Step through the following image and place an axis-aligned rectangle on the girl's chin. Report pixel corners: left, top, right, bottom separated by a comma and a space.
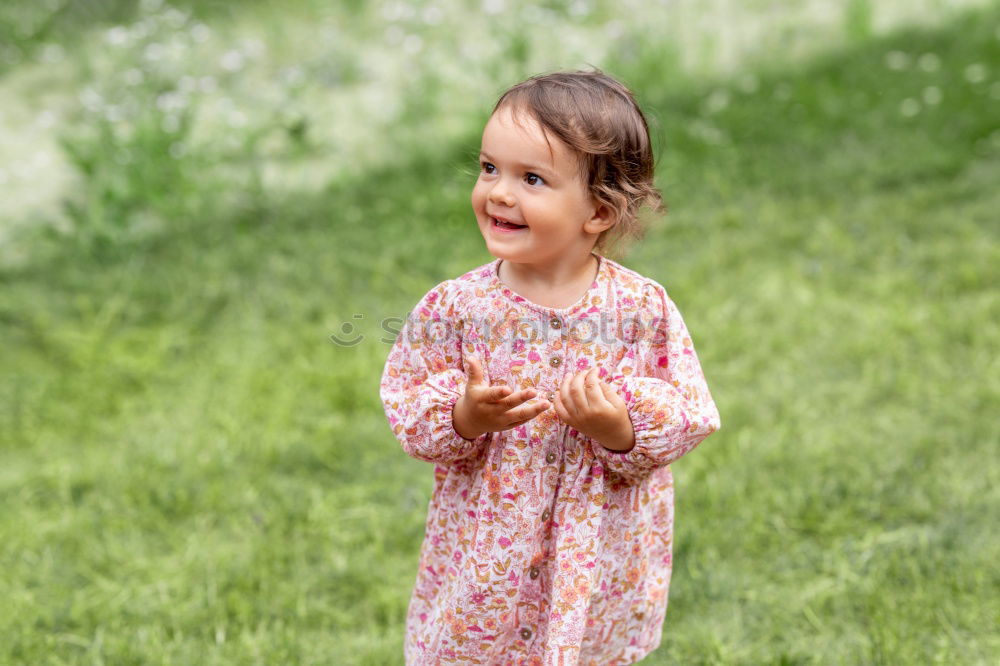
482, 232, 526, 255
482, 241, 523, 261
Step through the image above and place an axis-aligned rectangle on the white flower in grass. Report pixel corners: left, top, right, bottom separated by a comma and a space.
738, 74, 759, 94
199, 76, 218, 93
191, 23, 211, 43
123, 68, 144, 86
167, 34, 190, 59
227, 110, 247, 128
383, 1, 416, 20
36, 110, 56, 128
164, 8, 189, 29
129, 21, 151, 41
569, 0, 591, 19
321, 24, 339, 44
161, 114, 181, 133
385, 25, 404, 45
40, 44, 65, 63
156, 92, 179, 112
921, 86, 941, 105
282, 67, 305, 87
422, 6, 443, 24
104, 105, 125, 123
1, 45, 23, 65
459, 41, 478, 61
380, 2, 401, 20
704, 89, 729, 114
885, 50, 909, 70
144, 42, 166, 62
964, 64, 987, 84
689, 119, 724, 144
918, 53, 940, 72
36, 151, 52, 168
220, 49, 245, 72
80, 87, 103, 112
483, 0, 505, 15
899, 98, 920, 117
105, 26, 129, 46
241, 38, 265, 59
403, 34, 423, 55
521, 4, 549, 23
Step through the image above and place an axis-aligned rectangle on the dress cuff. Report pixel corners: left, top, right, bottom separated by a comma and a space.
589, 375, 697, 483
427, 368, 492, 447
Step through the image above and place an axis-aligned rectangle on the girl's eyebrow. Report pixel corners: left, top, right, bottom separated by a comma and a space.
478, 151, 554, 176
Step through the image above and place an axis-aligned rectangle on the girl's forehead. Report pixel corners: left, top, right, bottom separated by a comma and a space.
482, 105, 578, 173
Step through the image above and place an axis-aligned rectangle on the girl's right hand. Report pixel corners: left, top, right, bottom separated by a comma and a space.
453, 355, 551, 440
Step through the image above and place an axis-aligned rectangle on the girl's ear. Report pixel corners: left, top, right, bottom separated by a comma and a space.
584, 201, 618, 235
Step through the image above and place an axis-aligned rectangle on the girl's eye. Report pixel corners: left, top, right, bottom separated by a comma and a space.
525, 173, 544, 186
480, 161, 496, 174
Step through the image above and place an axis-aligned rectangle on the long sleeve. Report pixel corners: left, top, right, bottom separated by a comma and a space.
591, 282, 721, 484
379, 281, 492, 464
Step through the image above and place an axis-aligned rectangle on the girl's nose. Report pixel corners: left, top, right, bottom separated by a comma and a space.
488, 181, 515, 207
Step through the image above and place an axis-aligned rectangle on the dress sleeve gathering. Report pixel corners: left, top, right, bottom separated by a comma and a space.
379, 281, 492, 464
591, 281, 721, 484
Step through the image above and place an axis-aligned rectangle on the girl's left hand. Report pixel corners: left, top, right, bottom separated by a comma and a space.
553, 367, 635, 452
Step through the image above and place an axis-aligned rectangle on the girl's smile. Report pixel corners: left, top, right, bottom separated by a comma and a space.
490, 214, 528, 233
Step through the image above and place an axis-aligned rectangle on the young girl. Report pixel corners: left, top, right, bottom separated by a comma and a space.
380, 69, 721, 665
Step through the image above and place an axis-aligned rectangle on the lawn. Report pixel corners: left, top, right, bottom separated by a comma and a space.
0, 1, 997, 664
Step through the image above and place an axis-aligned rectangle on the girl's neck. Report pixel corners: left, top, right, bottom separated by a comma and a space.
497, 252, 600, 309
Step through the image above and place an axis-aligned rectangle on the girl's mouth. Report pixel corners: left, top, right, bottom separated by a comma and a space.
492, 217, 528, 232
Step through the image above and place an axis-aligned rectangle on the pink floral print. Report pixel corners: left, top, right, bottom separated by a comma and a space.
380, 253, 721, 665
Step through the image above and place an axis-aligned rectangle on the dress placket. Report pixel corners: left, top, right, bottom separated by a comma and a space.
519, 310, 569, 651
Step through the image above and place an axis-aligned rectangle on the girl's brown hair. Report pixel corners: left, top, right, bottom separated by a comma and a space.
491, 68, 665, 258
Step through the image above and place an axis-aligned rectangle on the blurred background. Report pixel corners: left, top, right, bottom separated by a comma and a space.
1, 0, 997, 663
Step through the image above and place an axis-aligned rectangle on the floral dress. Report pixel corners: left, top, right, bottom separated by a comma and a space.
379, 252, 721, 665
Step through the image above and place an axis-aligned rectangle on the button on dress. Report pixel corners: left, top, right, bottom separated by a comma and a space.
379, 253, 722, 665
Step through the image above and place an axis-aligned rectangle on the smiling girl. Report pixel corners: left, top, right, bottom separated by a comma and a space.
380, 69, 721, 665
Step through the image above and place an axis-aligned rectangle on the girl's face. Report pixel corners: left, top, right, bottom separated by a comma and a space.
471, 105, 613, 270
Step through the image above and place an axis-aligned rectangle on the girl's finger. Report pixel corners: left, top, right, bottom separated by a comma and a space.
583, 368, 613, 412
570, 369, 591, 410
585, 367, 609, 407
496, 387, 536, 409
466, 356, 484, 386
533, 399, 551, 416
553, 390, 571, 424
559, 373, 576, 414
505, 406, 546, 429
483, 384, 512, 402
506, 399, 549, 425
599, 380, 625, 408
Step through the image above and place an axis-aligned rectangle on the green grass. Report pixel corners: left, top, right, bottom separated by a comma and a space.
1, 2, 998, 664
